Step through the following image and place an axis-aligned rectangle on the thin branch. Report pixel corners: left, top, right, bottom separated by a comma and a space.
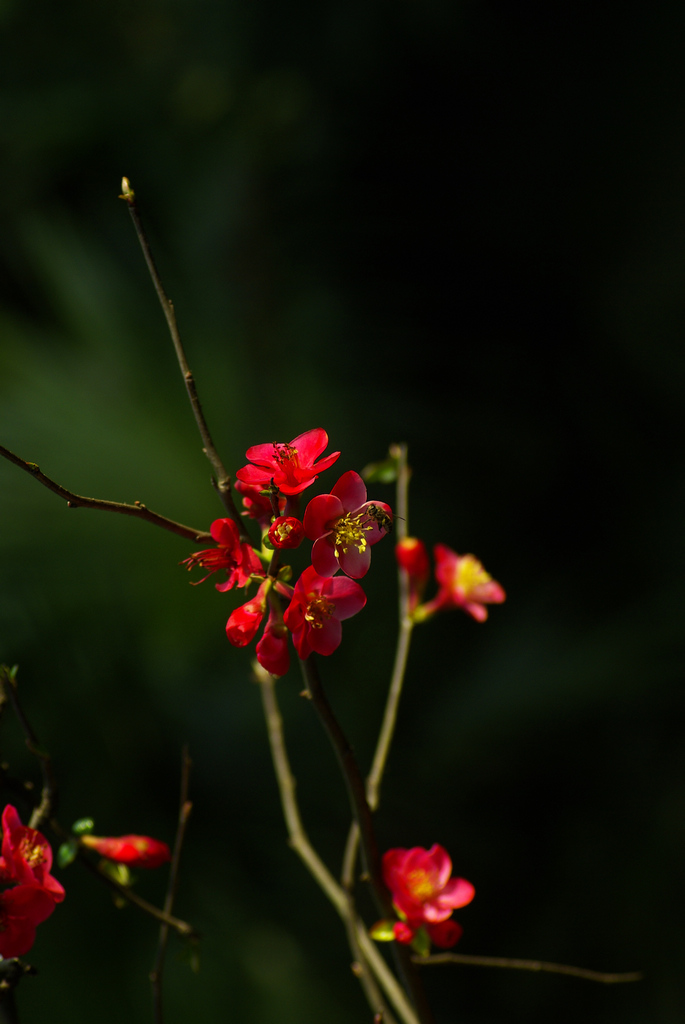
342, 444, 413, 889
0, 666, 57, 830
119, 178, 248, 539
0, 444, 211, 543
299, 657, 387, 915
344, 911, 399, 1024
150, 746, 194, 1024
366, 442, 412, 811
255, 663, 418, 1024
415, 952, 644, 984
72, 843, 198, 938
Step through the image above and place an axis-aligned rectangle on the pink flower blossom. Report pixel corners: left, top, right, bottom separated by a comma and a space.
81, 833, 171, 869
303, 471, 393, 578
417, 545, 505, 622
182, 518, 264, 591
0, 805, 64, 903
379, 844, 474, 950
283, 565, 367, 659
236, 428, 340, 496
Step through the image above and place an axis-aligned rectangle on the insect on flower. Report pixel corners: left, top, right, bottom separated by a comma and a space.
364, 504, 395, 535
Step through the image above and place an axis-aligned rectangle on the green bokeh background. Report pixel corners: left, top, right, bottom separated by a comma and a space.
1, 2, 684, 1021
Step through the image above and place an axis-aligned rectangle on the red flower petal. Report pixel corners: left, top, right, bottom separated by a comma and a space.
331, 470, 367, 509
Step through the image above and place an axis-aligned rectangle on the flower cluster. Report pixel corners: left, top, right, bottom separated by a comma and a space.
0, 805, 64, 957
183, 429, 394, 677
372, 844, 475, 954
183, 430, 506, 676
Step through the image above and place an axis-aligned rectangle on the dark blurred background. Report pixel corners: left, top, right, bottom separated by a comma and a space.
1, 1, 684, 1021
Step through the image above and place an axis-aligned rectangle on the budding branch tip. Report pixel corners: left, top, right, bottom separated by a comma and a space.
119, 177, 135, 203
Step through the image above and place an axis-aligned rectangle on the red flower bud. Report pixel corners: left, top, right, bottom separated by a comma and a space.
256, 609, 290, 677
268, 516, 305, 550
225, 580, 270, 647
395, 537, 430, 611
81, 833, 171, 869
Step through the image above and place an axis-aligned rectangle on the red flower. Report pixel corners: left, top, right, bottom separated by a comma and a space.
395, 537, 431, 612
268, 516, 305, 550
283, 566, 367, 659
0, 885, 57, 958
182, 518, 264, 591
236, 428, 340, 496
418, 546, 505, 622
226, 581, 270, 647
81, 833, 171, 869
303, 471, 393, 578
255, 608, 291, 677
382, 844, 474, 950
0, 805, 64, 903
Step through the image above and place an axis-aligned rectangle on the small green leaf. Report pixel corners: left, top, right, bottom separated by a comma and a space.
57, 840, 78, 868
411, 927, 431, 959
361, 457, 398, 485
72, 818, 95, 835
99, 860, 132, 887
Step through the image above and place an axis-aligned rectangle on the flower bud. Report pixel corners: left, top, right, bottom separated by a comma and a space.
267, 516, 305, 550
226, 581, 270, 647
395, 537, 430, 611
81, 834, 170, 869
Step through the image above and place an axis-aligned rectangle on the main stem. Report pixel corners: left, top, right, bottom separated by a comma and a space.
256, 665, 419, 1024
300, 657, 435, 1024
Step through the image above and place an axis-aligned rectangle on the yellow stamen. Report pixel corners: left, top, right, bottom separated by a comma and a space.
19, 835, 46, 868
406, 868, 436, 900
304, 594, 334, 629
455, 555, 491, 596
333, 513, 372, 557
